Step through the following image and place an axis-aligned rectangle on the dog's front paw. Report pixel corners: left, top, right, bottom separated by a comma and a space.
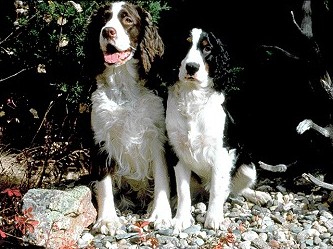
296, 119, 313, 134
92, 217, 123, 236
204, 211, 225, 230
148, 205, 173, 230
172, 213, 195, 234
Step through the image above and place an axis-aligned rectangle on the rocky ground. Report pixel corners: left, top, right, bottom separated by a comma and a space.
1, 151, 333, 249
78, 171, 333, 249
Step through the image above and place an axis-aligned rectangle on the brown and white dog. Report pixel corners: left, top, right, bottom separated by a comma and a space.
85, 1, 172, 235
166, 28, 271, 233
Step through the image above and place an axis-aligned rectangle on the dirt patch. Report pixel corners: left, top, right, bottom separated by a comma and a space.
0, 150, 26, 189
0, 145, 90, 191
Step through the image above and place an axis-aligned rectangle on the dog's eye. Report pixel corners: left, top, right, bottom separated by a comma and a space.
203, 46, 212, 53
201, 39, 212, 54
187, 37, 192, 43
124, 16, 133, 24
121, 12, 133, 24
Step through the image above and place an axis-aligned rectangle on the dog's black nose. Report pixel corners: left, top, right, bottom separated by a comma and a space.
186, 62, 200, 76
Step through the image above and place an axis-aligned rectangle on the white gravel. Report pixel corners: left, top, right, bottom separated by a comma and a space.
79, 174, 333, 249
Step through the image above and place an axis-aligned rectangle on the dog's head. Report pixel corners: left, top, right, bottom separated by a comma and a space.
178, 28, 231, 92
85, 1, 164, 79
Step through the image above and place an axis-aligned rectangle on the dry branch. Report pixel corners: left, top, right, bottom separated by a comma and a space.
302, 173, 333, 190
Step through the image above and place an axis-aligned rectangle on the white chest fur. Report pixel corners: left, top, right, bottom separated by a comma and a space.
91, 63, 166, 180
166, 82, 226, 178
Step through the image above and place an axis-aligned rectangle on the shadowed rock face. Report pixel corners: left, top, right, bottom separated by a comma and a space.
22, 186, 97, 249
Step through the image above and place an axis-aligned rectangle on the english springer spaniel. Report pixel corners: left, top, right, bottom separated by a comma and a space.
165, 28, 271, 233
85, 1, 172, 235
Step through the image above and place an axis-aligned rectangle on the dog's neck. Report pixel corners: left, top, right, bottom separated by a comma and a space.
172, 79, 224, 117
173, 79, 215, 99
97, 58, 140, 84
96, 58, 146, 105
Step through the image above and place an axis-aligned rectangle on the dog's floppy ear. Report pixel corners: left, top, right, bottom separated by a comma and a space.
136, 6, 164, 77
83, 4, 107, 79
208, 32, 231, 92
209, 32, 230, 70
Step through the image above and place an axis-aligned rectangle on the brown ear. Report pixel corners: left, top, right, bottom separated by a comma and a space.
137, 7, 164, 76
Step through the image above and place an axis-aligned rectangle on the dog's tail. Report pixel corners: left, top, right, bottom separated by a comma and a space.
230, 163, 257, 195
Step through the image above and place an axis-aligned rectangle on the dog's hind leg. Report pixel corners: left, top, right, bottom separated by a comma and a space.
241, 186, 272, 205
231, 163, 271, 205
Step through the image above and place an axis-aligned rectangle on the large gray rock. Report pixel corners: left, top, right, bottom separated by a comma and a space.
22, 185, 96, 249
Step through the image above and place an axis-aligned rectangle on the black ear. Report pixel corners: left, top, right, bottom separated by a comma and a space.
83, 4, 108, 79
136, 6, 164, 79
208, 32, 231, 92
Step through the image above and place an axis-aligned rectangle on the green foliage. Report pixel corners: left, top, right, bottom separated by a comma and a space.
0, 0, 172, 148
136, 0, 170, 23
0, 0, 170, 104
59, 80, 84, 103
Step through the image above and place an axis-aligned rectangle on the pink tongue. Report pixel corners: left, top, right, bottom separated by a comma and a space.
104, 51, 130, 64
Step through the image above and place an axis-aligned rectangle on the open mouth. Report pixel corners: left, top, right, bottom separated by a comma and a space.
103, 44, 132, 65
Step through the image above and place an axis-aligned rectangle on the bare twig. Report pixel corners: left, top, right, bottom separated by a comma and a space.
30, 100, 56, 147
35, 148, 50, 188
302, 173, 333, 190
290, 10, 303, 34
0, 67, 34, 83
258, 161, 288, 172
0, 14, 37, 46
261, 45, 300, 60
0, 12, 39, 84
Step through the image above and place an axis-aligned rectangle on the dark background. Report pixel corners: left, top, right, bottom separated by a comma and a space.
159, 0, 333, 176
1, 0, 333, 176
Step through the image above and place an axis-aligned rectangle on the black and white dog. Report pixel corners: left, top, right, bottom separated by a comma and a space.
85, 1, 172, 235
166, 28, 271, 232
